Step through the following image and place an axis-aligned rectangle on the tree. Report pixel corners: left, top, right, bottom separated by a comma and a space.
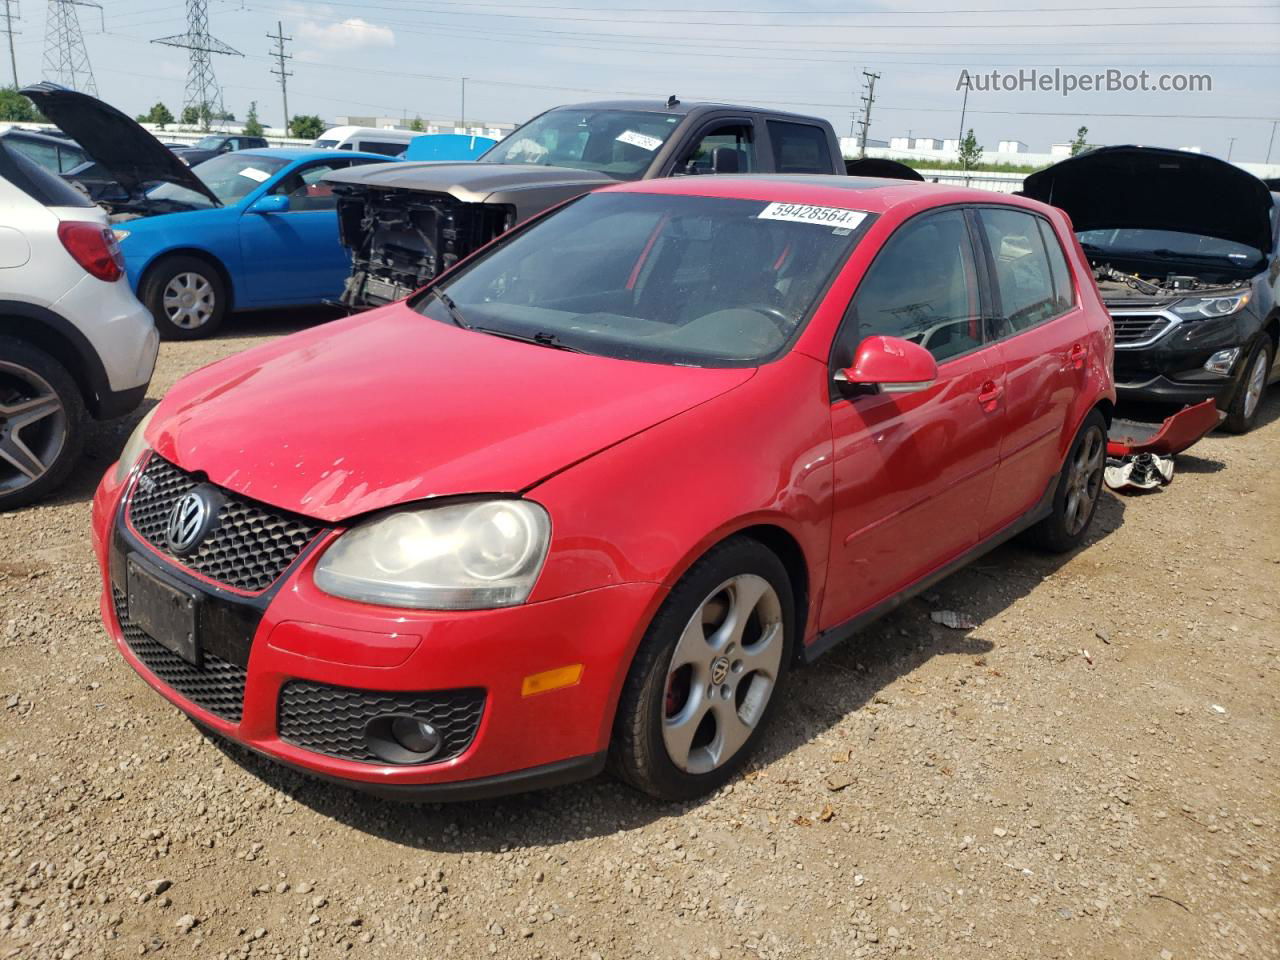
243, 101, 264, 138
0, 87, 39, 123
289, 114, 325, 140
958, 128, 983, 171
409, 115, 424, 133
1070, 125, 1090, 156
181, 105, 200, 125
136, 102, 175, 128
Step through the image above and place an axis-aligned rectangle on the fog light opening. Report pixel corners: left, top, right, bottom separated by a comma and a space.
1203, 347, 1240, 377
364, 713, 444, 764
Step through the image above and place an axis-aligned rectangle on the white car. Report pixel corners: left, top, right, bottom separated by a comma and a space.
0, 138, 157, 510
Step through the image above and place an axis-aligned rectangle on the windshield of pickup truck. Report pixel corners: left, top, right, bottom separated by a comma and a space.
147, 152, 289, 209
478, 109, 682, 180
193, 136, 225, 150
1078, 228, 1262, 265
414, 191, 870, 367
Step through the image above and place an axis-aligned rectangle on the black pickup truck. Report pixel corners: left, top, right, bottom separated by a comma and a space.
325, 98, 847, 307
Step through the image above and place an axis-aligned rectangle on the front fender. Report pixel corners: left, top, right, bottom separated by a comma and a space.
119, 210, 244, 297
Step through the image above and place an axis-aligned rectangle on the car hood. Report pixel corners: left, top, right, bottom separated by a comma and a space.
21, 82, 221, 207
323, 160, 615, 203
1022, 145, 1274, 254
148, 304, 754, 523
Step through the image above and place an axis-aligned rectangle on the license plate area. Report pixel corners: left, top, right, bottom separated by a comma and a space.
127, 557, 201, 667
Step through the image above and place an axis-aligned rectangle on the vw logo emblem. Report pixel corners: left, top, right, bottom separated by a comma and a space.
167, 490, 211, 555
710, 656, 730, 685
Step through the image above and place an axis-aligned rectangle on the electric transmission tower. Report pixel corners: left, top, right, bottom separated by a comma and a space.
267, 20, 291, 134
42, 0, 101, 96
153, 0, 242, 129
857, 70, 880, 158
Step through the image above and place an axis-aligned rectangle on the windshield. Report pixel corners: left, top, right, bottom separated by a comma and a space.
1078, 227, 1261, 264
147, 152, 289, 208
478, 109, 682, 180
193, 136, 224, 150
313, 139, 338, 149
415, 192, 869, 367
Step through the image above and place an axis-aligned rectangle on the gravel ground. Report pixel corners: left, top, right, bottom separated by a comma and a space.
1, 310, 1277, 960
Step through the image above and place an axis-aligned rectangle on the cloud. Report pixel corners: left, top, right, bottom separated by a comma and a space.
297, 17, 395, 50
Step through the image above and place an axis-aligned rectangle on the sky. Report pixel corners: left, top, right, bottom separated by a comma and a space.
7, 0, 1280, 162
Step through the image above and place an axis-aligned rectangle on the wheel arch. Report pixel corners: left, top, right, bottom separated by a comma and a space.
0, 301, 109, 417
139, 247, 236, 312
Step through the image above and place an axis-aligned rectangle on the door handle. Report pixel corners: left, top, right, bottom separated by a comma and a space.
977, 380, 1003, 408
1068, 343, 1088, 367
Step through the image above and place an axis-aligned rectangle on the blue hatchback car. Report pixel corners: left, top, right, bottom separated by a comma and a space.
22, 83, 393, 339
114, 149, 390, 338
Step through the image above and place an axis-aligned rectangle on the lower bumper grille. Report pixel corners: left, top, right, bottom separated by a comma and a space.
112, 588, 247, 724
278, 681, 485, 764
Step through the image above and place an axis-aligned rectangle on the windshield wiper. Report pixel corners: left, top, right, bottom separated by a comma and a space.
427, 288, 469, 328
471, 327, 584, 353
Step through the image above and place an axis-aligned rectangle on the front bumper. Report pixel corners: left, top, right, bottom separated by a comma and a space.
92, 468, 660, 800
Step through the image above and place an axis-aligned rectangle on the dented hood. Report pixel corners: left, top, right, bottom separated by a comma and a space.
148, 304, 753, 523
21, 82, 221, 207
323, 159, 614, 202
1022, 145, 1274, 254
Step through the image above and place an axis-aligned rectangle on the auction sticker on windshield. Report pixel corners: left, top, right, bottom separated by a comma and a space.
616, 130, 664, 152
238, 167, 271, 182
758, 203, 867, 229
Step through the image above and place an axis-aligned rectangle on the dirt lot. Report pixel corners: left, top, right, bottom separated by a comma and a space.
1, 310, 1277, 960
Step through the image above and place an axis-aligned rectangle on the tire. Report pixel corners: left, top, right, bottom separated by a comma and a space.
1024, 409, 1107, 554
141, 255, 228, 340
1221, 337, 1273, 435
610, 536, 795, 801
0, 337, 85, 511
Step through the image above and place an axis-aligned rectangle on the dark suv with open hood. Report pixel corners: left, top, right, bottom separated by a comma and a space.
1023, 145, 1278, 433
323, 99, 846, 308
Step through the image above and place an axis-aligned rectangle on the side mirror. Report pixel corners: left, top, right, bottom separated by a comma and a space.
218, 143, 231, 153
711, 146, 740, 174
835, 335, 938, 394
247, 194, 290, 214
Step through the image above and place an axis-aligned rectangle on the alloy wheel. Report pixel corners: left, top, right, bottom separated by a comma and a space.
162, 272, 216, 330
0, 361, 68, 495
1064, 425, 1104, 535
661, 574, 784, 775
1242, 348, 1268, 420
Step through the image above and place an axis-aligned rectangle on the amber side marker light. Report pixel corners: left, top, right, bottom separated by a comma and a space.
521, 664, 584, 697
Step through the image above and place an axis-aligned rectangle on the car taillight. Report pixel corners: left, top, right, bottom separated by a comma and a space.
57, 221, 125, 283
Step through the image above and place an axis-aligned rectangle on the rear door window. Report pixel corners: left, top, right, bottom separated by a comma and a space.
977, 208, 1071, 337
767, 121, 834, 174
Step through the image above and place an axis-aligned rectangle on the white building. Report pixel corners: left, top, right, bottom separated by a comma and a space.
997, 140, 1029, 153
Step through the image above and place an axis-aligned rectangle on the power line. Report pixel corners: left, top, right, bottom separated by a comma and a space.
267, 19, 290, 130
152, 0, 243, 129
43, 0, 100, 95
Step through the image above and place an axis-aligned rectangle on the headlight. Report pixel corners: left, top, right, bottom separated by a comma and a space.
314, 499, 551, 610
1171, 292, 1251, 319
112, 229, 130, 243
112, 407, 157, 484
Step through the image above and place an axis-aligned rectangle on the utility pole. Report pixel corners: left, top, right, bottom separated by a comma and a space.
2, 0, 18, 87
856, 69, 880, 158
460, 76, 467, 133
267, 20, 291, 135
153, 0, 242, 131
1227, 136, 1237, 161
43, 0, 100, 96
1267, 120, 1277, 164
957, 85, 969, 150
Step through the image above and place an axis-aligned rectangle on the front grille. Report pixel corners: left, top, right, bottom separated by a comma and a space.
128, 456, 323, 592
1111, 313, 1174, 346
112, 588, 246, 723
278, 682, 485, 764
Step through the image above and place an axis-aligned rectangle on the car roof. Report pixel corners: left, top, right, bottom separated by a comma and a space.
236, 147, 391, 162
548, 100, 831, 124
603, 174, 1042, 215
0, 127, 77, 146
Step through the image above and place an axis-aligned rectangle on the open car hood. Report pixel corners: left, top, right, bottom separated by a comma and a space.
323, 160, 614, 203
21, 82, 221, 207
1022, 145, 1273, 254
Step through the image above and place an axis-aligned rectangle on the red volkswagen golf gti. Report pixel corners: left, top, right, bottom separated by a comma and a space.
92, 176, 1114, 801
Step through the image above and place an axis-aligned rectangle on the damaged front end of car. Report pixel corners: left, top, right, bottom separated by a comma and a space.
331, 183, 514, 307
